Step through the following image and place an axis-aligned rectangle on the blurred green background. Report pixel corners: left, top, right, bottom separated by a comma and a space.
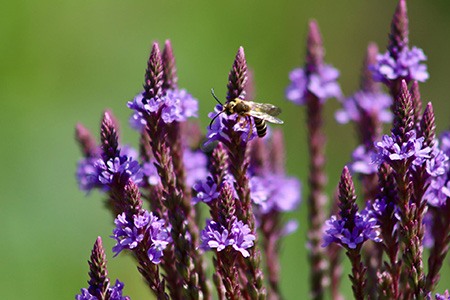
2, 0, 450, 298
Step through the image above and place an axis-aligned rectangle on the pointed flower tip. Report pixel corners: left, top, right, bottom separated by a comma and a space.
237, 46, 245, 57
151, 41, 161, 53
95, 236, 103, 247
307, 19, 322, 47
396, 0, 407, 16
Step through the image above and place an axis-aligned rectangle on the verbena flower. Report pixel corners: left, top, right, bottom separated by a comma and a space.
76, 157, 103, 191
323, 210, 381, 249
201, 219, 255, 257
98, 156, 143, 187
76, 280, 130, 300
192, 176, 220, 204
128, 88, 198, 131
335, 91, 392, 125
112, 210, 171, 264
373, 132, 431, 165
286, 64, 341, 105
77, 147, 142, 192
372, 47, 429, 84
77, 280, 130, 300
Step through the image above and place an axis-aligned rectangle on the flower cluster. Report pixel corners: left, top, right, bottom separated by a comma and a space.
75, 237, 130, 300
372, 46, 429, 85
373, 131, 431, 166
112, 210, 171, 264
201, 219, 256, 258
323, 210, 381, 249
77, 146, 142, 192
76, 280, 129, 300
128, 88, 198, 131
286, 64, 341, 105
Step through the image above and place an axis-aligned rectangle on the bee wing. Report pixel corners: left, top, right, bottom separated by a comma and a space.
250, 102, 282, 116
248, 111, 284, 124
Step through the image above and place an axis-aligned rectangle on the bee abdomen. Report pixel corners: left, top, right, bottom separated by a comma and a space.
254, 117, 267, 138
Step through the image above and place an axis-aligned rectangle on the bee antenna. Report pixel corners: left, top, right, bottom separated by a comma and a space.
209, 110, 225, 129
210, 88, 223, 105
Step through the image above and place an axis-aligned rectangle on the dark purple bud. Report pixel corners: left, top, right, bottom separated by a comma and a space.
227, 47, 248, 101
361, 42, 381, 94
388, 0, 409, 59
123, 180, 143, 215
305, 20, 324, 74
144, 42, 164, 100
217, 181, 237, 230
411, 81, 423, 125
87, 237, 110, 299
100, 110, 120, 160
210, 142, 229, 185
392, 80, 415, 144
162, 40, 178, 91
419, 102, 436, 148
337, 167, 358, 224
75, 123, 99, 158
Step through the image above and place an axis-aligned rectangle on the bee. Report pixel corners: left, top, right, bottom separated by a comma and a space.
209, 89, 283, 138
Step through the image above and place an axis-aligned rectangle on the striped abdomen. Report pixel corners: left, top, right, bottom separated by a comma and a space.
254, 117, 267, 137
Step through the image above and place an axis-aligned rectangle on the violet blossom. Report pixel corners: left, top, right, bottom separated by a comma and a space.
112, 210, 171, 264
286, 64, 342, 105
201, 219, 256, 258
372, 47, 429, 84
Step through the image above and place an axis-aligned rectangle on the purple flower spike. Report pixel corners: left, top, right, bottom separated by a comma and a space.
372, 0, 429, 86
323, 167, 381, 249
76, 237, 131, 300
286, 20, 342, 105
76, 280, 130, 300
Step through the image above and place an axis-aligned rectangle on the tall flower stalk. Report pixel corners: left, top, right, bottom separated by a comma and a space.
286, 20, 341, 300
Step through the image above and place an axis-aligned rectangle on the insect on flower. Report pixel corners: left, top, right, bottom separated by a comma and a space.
209, 89, 284, 138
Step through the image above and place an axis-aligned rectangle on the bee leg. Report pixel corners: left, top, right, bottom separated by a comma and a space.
246, 116, 253, 142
